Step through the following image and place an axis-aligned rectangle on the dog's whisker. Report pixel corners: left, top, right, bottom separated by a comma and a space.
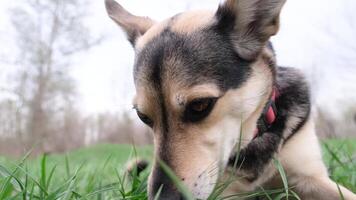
207, 168, 221, 177
199, 161, 219, 177
207, 165, 219, 174
208, 173, 220, 180
207, 172, 219, 180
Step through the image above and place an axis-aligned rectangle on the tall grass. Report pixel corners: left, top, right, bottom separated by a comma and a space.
0, 140, 355, 200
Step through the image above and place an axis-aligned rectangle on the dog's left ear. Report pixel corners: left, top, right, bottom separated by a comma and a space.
105, 0, 155, 46
216, 0, 286, 60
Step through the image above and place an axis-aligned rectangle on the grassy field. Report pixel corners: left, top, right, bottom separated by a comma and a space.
0, 139, 355, 200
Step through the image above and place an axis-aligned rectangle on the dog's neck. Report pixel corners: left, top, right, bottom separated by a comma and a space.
228, 67, 311, 182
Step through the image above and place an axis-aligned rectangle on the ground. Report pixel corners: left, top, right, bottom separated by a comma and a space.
0, 139, 355, 199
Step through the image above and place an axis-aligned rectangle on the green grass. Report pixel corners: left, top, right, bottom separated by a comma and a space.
323, 139, 356, 191
0, 139, 355, 200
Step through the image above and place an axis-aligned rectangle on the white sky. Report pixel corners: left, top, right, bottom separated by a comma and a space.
0, 0, 356, 118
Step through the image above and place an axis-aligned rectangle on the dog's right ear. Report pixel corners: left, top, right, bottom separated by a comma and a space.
105, 0, 155, 46
215, 0, 286, 60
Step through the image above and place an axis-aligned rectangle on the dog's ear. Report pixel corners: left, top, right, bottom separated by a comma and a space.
215, 0, 286, 60
105, 0, 155, 46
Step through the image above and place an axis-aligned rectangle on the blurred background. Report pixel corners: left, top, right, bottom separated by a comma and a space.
0, 0, 355, 156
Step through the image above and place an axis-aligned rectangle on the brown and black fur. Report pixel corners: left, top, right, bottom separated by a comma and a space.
228, 67, 311, 182
105, 0, 356, 199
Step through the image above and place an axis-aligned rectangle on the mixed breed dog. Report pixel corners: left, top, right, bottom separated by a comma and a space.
105, 0, 356, 199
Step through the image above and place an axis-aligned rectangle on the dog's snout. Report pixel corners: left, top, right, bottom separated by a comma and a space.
149, 166, 186, 200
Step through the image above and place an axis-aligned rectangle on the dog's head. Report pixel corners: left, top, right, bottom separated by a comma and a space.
106, 0, 285, 199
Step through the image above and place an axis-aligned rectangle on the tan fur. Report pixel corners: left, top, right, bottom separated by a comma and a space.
279, 119, 356, 200
219, 56, 273, 148
170, 10, 215, 34
170, 84, 221, 111
133, 85, 160, 124
134, 10, 216, 49
136, 19, 169, 50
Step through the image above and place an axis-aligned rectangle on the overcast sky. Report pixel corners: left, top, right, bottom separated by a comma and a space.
0, 0, 355, 118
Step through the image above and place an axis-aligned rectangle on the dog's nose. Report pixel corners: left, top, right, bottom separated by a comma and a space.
148, 166, 186, 200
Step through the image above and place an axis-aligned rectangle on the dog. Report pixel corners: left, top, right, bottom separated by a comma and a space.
105, 0, 356, 199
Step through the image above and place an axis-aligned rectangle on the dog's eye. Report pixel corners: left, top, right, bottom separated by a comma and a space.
183, 98, 218, 122
136, 111, 153, 127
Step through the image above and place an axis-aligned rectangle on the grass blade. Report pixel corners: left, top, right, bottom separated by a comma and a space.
65, 154, 71, 179
337, 183, 345, 200
273, 159, 289, 200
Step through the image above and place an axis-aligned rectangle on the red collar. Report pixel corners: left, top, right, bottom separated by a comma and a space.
253, 88, 279, 139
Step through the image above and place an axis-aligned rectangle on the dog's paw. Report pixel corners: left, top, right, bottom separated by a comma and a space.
126, 158, 149, 176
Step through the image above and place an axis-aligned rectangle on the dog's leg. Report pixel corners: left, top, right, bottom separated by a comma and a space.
279, 120, 356, 200
291, 176, 356, 200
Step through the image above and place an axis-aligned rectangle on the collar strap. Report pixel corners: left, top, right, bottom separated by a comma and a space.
253, 88, 279, 139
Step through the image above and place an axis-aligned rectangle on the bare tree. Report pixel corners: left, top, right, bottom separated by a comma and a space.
3, 0, 101, 152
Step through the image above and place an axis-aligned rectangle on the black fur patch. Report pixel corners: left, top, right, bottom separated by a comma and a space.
149, 164, 184, 200
215, 4, 236, 32
127, 30, 140, 46
135, 28, 252, 91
